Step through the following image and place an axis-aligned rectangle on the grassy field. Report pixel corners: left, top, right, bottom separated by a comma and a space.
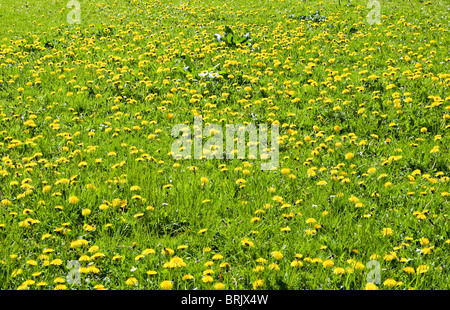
0, 0, 449, 290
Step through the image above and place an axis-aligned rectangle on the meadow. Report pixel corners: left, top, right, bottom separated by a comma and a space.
0, 0, 449, 290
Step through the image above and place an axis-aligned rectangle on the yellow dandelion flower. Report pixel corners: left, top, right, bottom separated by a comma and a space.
280, 168, 291, 175
142, 248, 155, 255
271, 251, 283, 260
50, 259, 63, 266
306, 218, 317, 224
312, 258, 323, 264
146, 270, 157, 276
305, 228, 316, 235
125, 277, 138, 286
252, 279, 264, 289
202, 276, 214, 283
253, 265, 265, 272
403, 267, 415, 275
42, 185, 51, 194
68, 196, 79, 204
382, 228, 393, 236
323, 259, 334, 268
94, 284, 107, 290
256, 258, 267, 264
163, 256, 186, 268
161, 248, 175, 256
54, 284, 67, 290
268, 263, 280, 271
422, 247, 434, 254
365, 283, 378, 290
416, 265, 429, 274
198, 228, 208, 234
212, 254, 223, 260
241, 238, 254, 247
290, 260, 304, 268
81, 209, 91, 216
333, 267, 345, 276
182, 274, 194, 281
22, 280, 35, 286
419, 238, 430, 246
383, 278, 397, 288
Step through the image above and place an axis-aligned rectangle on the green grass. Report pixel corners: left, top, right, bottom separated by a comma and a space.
0, 0, 449, 290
